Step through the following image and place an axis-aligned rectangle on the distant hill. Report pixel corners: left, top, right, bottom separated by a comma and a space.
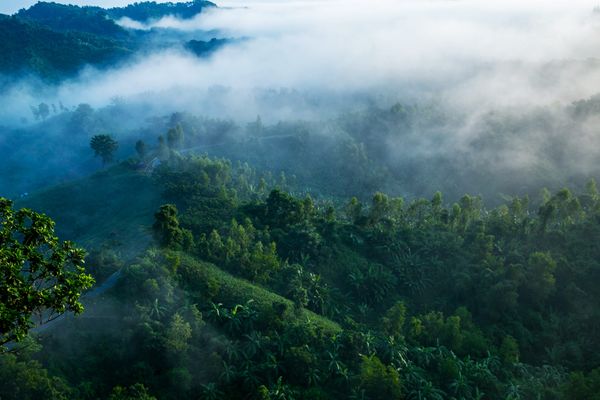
0, 15, 133, 80
15, 2, 127, 38
107, 0, 216, 22
185, 37, 230, 56
0, 1, 223, 81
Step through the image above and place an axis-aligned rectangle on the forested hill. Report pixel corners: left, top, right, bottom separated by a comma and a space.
0, 15, 133, 80
107, 0, 216, 22
15, 1, 217, 33
7, 149, 600, 399
15, 2, 128, 37
0, 1, 220, 81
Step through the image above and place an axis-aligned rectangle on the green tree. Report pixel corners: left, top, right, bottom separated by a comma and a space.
369, 192, 390, 225
563, 368, 600, 400
345, 197, 362, 224
0, 353, 73, 399
0, 198, 94, 347
499, 335, 520, 364
382, 301, 407, 339
165, 313, 192, 353
152, 204, 193, 250
90, 134, 119, 166
166, 124, 184, 149
358, 354, 403, 400
522, 252, 556, 306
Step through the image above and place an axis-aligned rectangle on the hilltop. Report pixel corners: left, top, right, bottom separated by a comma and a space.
0, 1, 222, 81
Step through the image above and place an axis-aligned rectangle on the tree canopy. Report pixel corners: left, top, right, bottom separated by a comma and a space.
0, 198, 94, 348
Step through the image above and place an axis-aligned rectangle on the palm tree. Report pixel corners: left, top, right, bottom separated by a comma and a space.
267, 377, 296, 400
90, 134, 118, 166
360, 331, 376, 356
327, 350, 344, 376
271, 331, 286, 357
259, 352, 281, 383
224, 339, 241, 362
209, 302, 226, 321
148, 298, 166, 320
505, 382, 521, 400
413, 380, 445, 400
220, 361, 238, 384
473, 387, 485, 400
240, 366, 260, 390
449, 371, 471, 398
243, 332, 263, 357
306, 367, 321, 386
199, 383, 223, 400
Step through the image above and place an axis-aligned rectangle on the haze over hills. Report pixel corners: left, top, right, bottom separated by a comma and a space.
3, 1, 600, 201
0, 1, 221, 80
1, 1, 600, 399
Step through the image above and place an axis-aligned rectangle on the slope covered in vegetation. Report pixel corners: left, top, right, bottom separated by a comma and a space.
2, 2, 600, 399
0, 15, 133, 80
3, 147, 600, 399
0, 1, 221, 81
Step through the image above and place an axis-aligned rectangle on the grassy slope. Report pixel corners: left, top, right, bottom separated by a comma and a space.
18, 163, 341, 332
18, 163, 162, 257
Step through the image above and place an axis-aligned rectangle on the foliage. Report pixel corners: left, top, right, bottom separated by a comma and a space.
3, 154, 600, 400
16, 2, 126, 37
152, 204, 193, 251
0, 15, 132, 80
0, 197, 94, 347
0, 353, 72, 399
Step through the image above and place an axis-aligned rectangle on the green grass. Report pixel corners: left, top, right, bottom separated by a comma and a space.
18, 163, 163, 258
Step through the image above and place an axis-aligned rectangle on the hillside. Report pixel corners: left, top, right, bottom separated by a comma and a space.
18, 163, 163, 256
2, 1, 600, 399
0, 16, 133, 79
3, 150, 599, 399
0, 1, 222, 81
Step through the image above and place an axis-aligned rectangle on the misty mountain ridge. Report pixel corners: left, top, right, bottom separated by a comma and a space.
16, 1, 217, 27
0, 1, 224, 81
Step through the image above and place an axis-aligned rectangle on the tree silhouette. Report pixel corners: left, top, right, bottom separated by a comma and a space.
90, 134, 118, 166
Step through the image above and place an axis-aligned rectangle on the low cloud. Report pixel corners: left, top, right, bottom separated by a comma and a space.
6, 1, 600, 117
3, 0, 600, 198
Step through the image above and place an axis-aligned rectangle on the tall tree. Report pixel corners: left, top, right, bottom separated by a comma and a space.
90, 134, 119, 166
153, 204, 193, 250
166, 124, 184, 149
